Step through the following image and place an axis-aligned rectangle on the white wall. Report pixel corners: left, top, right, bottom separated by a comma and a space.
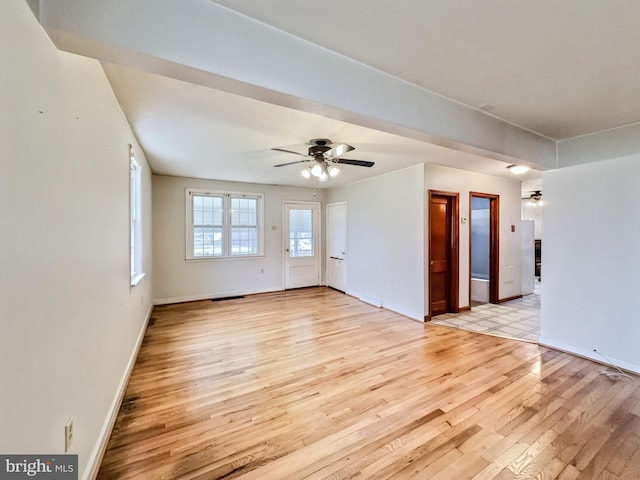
152, 175, 324, 303
424, 164, 523, 311
540, 155, 640, 374
0, 2, 153, 479
326, 165, 425, 321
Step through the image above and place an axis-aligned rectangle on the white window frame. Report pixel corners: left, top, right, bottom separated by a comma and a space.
130, 148, 144, 285
186, 188, 264, 260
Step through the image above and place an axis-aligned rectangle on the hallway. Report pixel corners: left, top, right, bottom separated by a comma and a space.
430, 288, 540, 343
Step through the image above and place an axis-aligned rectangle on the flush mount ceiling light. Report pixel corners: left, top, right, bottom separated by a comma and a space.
507, 164, 530, 175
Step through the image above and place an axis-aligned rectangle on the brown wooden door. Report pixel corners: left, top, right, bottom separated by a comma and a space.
430, 196, 450, 316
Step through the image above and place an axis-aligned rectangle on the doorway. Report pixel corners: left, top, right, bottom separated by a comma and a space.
284, 202, 320, 289
428, 190, 459, 318
469, 192, 499, 305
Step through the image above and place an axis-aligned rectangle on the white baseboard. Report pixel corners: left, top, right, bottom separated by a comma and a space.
539, 336, 640, 375
153, 287, 282, 305
358, 294, 382, 308
85, 304, 154, 480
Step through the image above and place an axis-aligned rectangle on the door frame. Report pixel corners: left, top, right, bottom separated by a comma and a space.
428, 190, 460, 319
326, 201, 347, 292
282, 201, 321, 289
469, 192, 500, 304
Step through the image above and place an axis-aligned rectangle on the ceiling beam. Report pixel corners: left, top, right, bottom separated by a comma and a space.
39, 0, 556, 169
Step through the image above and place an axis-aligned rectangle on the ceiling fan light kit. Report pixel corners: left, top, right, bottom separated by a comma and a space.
527, 190, 543, 207
301, 160, 340, 181
272, 138, 374, 183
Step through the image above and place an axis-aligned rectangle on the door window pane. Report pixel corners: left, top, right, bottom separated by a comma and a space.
289, 209, 314, 257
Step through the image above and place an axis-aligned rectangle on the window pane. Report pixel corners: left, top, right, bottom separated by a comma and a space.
194, 226, 223, 256
231, 197, 257, 226
193, 196, 203, 225
231, 227, 257, 255
193, 195, 223, 226
289, 209, 313, 257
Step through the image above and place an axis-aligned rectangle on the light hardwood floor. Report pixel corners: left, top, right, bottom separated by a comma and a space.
98, 287, 640, 479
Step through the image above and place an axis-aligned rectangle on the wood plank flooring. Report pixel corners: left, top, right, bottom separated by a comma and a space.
98, 287, 640, 479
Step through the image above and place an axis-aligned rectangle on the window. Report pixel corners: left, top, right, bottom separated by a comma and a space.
186, 189, 263, 259
130, 147, 144, 285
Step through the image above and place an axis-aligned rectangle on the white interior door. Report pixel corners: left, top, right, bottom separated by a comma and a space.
284, 202, 320, 289
326, 202, 347, 292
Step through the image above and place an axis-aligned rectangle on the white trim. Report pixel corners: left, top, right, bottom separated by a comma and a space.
539, 336, 640, 375
358, 293, 382, 308
85, 304, 153, 480
129, 151, 143, 284
184, 254, 264, 263
185, 188, 264, 259
130, 272, 146, 287
558, 118, 640, 142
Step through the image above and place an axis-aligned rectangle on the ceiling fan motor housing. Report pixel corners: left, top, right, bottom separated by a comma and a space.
308, 144, 331, 157
309, 138, 332, 146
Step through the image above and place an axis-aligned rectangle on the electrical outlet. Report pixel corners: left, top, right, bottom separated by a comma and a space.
64, 418, 73, 452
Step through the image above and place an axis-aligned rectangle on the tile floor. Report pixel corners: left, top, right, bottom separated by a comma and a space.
430, 283, 540, 343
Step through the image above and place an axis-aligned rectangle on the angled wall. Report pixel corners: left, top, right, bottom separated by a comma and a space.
0, 2, 153, 478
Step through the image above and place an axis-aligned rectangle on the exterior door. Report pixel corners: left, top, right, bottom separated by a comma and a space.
429, 191, 459, 317
284, 202, 320, 289
326, 202, 347, 292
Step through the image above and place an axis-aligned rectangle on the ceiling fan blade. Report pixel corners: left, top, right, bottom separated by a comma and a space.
324, 143, 354, 158
273, 159, 311, 167
335, 158, 375, 167
271, 147, 309, 157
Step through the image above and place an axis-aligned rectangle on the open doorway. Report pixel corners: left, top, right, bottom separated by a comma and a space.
428, 190, 459, 318
469, 192, 499, 306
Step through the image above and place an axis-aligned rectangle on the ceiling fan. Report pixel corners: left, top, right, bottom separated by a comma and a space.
524, 190, 543, 206
272, 138, 374, 182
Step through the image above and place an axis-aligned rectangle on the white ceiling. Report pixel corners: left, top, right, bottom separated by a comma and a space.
211, 0, 640, 140
103, 62, 539, 188
73, 1, 640, 189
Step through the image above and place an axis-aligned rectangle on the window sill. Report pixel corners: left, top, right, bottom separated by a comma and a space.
185, 255, 264, 263
131, 272, 146, 286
